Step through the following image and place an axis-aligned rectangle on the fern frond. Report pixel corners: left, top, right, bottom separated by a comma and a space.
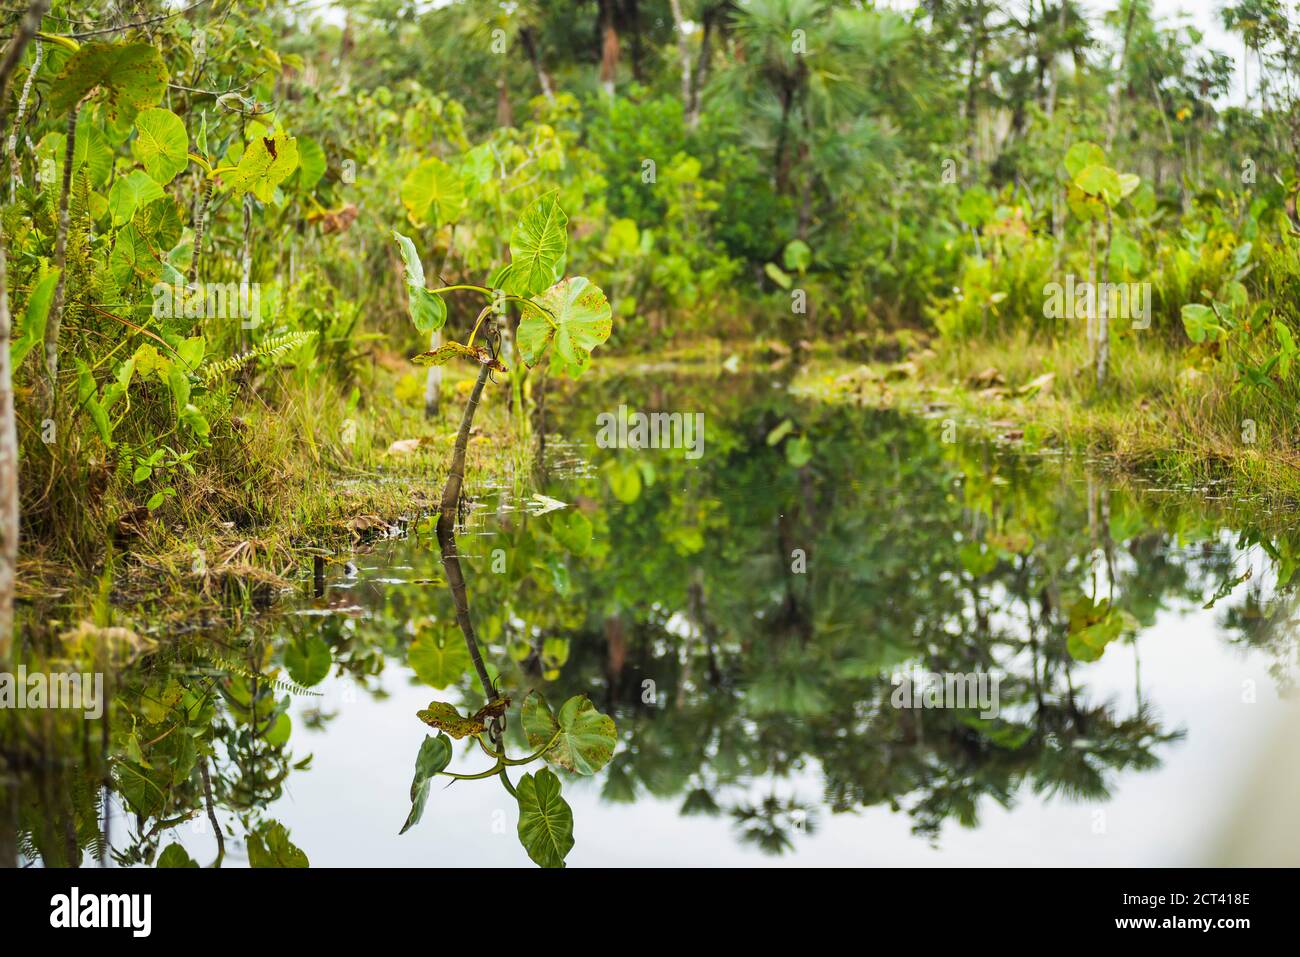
199, 330, 315, 384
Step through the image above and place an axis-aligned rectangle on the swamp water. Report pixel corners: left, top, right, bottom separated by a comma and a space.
6, 367, 1300, 867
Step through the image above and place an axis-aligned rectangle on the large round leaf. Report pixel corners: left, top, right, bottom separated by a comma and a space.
225, 130, 299, 203
506, 192, 567, 296
108, 170, 164, 226
517, 276, 612, 376
409, 631, 471, 689
283, 635, 331, 687
516, 768, 573, 868
132, 108, 189, 184
521, 691, 616, 775
400, 157, 466, 228
50, 42, 168, 119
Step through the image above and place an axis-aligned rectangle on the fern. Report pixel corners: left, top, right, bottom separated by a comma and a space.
198, 651, 323, 697
200, 330, 315, 384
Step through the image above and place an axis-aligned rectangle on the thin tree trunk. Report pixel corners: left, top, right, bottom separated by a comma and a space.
598, 0, 620, 97
7, 37, 40, 201
519, 28, 555, 102
688, 11, 714, 129
0, 0, 51, 666
1097, 207, 1112, 389
668, 0, 692, 113
438, 352, 492, 531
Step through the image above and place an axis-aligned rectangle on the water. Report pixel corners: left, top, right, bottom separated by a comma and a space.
7, 366, 1300, 866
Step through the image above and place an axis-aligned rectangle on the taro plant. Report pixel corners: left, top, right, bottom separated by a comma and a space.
391, 190, 616, 868
400, 690, 616, 868
1063, 142, 1140, 388
392, 190, 614, 530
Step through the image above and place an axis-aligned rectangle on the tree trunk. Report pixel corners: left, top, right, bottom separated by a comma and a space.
668, 0, 692, 113
438, 357, 492, 532
0, 0, 50, 666
688, 10, 714, 129
598, 0, 620, 97
519, 28, 555, 102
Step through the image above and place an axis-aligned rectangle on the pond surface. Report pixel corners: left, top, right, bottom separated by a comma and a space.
8, 366, 1300, 866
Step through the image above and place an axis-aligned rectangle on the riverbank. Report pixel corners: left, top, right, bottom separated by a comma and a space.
15, 353, 523, 636
794, 329, 1300, 507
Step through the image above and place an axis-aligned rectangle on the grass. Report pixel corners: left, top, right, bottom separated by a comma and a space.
16, 349, 528, 638
797, 327, 1300, 505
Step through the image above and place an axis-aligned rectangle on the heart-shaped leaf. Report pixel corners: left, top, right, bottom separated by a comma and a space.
225, 130, 299, 203
409, 632, 471, 689
132, 108, 189, 184
521, 691, 616, 775
517, 276, 612, 376
108, 170, 164, 226
50, 42, 168, 119
400, 157, 466, 228
506, 192, 567, 296
284, 635, 332, 687
516, 768, 574, 868
400, 733, 452, 834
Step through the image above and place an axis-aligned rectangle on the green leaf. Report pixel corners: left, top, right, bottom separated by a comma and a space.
296, 136, 327, 191
517, 276, 612, 376
392, 230, 447, 334
108, 170, 165, 226
247, 821, 309, 868
284, 635, 332, 687
552, 510, 592, 556
764, 262, 792, 289
1064, 141, 1105, 179
1074, 163, 1123, 205
400, 733, 453, 835
783, 239, 812, 273
108, 224, 162, 287
10, 268, 60, 368
1181, 303, 1220, 344
400, 156, 466, 228
505, 192, 568, 296
156, 843, 198, 868
516, 768, 574, 869
132, 108, 189, 184
50, 42, 168, 120
521, 691, 616, 775
409, 631, 471, 689
957, 186, 994, 227
225, 130, 299, 203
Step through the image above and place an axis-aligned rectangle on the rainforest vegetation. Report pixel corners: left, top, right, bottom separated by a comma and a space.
3, 0, 1300, 869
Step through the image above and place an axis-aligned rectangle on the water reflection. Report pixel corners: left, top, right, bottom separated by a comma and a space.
4, 367, 1299, 866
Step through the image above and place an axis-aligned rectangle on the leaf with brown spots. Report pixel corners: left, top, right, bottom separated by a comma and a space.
517, 276, 612, 377
416, 701, 485, 739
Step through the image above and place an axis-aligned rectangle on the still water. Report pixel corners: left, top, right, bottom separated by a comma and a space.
9, 367, 1300, 866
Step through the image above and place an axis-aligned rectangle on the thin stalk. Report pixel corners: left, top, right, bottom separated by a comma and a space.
188, 176, 215, 284
43, 103, 78, 407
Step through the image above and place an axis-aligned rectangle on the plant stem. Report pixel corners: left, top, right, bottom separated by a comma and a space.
188, 176, 215, 285
438, 358, 492, 532
43, 102, 77, 408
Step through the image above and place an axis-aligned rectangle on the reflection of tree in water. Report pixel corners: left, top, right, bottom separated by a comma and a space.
5, 371, 1298, 864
